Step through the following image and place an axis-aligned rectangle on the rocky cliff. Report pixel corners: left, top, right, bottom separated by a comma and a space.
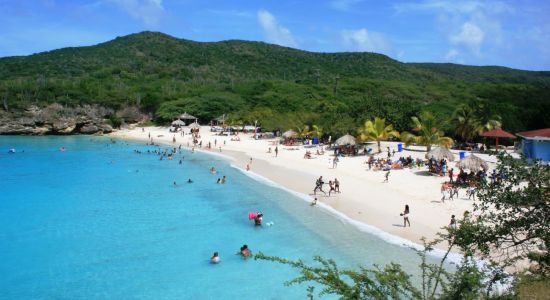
0, 104, 121, 135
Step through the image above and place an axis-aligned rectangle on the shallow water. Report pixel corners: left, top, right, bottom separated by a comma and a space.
0, 136, 448, 299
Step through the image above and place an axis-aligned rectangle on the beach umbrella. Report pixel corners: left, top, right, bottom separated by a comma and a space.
335, 134, 357, 146
455, 154, 488, 171
188, 123, 201, 129
425, 147, 455, 161
179, 112, 197, 120
480, 128, 515, 149
282, 129, 297, 138
171, 119, 185, 126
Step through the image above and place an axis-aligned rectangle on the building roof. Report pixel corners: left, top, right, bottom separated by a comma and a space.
479, 128, 515, 138
516, 128, 550, 140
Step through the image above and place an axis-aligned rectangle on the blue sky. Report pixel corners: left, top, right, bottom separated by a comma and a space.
1, 0, 549, 70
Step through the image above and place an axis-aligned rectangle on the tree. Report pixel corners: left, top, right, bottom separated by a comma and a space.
358, 117, 400, 153
452, 101, 502, 142
469, 153, 550, 275
401, 111, 453, 152
311, 125, 323, 141
296, 125, 311, 139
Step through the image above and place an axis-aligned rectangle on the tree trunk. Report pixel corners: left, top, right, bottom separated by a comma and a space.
427, 144, 432, 152
377, 140, 381, 153
1, 94, 7, 112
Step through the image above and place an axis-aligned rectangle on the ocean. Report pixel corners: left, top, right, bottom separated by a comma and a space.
0, 136, 447, 299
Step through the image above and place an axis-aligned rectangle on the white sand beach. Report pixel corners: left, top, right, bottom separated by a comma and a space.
110, 126, 502, 249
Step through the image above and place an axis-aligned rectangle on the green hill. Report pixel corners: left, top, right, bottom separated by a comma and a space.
1, 31, 549, 135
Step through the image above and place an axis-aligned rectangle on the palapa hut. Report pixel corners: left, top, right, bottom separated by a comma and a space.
171, 119, 185, 127
455, 154, 488, 171
425, 147, 455, 161
335, 134, 356, 146
213, 114, 227, 127
179, 112, 198, 123
282, 129, 297, 145
188, 122, 201, 129
480, 128, 515, 149
334, 134, 357, 156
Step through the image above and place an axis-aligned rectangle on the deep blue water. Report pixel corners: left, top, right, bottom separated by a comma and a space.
0, 136, 441, 299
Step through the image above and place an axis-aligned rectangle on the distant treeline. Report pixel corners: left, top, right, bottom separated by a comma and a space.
1, 31, 549, 137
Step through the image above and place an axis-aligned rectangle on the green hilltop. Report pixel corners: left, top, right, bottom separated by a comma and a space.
1, 31, 549, 135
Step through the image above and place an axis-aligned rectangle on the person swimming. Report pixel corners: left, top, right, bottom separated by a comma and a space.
216, 178, 221, 184
211, 252, 220, 264
239, 245, 251, 258
254, 213, 263, 226
220, 176, 226, 184
187, 178, 193, 183
210, 167, 216, 174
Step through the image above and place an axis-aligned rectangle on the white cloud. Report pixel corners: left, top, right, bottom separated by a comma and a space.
340, 28, 390, 53
330, 0, 364, 12
394, 1, 512, 15
449, 22, 484, 54
257, 10, 297, 47
444, 48, 459, 61
107, 0, 164, 25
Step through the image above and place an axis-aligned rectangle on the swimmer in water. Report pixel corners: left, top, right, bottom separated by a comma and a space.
188, 179, 193, 183
311, 197, 318, 206
210, 167, 216, 174
254, 213, 263, 226
216, 178, 221, 184
211, 252, 220, 264
221, 176, 226, 184
239, 245, 251, 258
173, 181, 177, 186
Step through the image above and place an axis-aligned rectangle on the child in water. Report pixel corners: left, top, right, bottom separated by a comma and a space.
211, 252, 220, 264
254, 213, 263, 226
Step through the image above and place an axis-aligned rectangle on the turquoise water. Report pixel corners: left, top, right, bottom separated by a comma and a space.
1, 136, 443, 299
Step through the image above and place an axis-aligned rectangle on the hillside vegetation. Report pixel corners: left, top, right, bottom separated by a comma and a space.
1, 31, 549, 136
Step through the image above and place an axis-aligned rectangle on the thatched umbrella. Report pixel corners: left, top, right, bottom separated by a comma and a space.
335, 134, 357, 146
425, 147, 455, 161
282, 129, 297, 138
171, 119, 185, 126
179, 112, 197, 121
455, 154, 488, 171
188, 122, 201, 129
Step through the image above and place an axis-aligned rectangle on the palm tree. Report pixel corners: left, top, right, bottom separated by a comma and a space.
452, 101, 502, 142
401, 111, 453, 152
311, 125, 323, 141
358, 117, 400, 153
296, 125, 311, 139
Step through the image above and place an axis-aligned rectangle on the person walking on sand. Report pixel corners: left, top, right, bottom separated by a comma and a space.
383, 170, 390, 183
449, 215, 457, 230
328, 180, 336, 196
401, 205, 410, 227
448, 168, 454, 183
275, 146, 278, 157
332, 156, 339, 169
334, 178, 340, 193
313, 176, 326, 196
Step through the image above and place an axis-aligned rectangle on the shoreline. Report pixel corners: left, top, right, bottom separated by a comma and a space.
109, 126, 495, 252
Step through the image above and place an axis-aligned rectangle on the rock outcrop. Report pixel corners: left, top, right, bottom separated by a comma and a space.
0, 104, 126, 135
